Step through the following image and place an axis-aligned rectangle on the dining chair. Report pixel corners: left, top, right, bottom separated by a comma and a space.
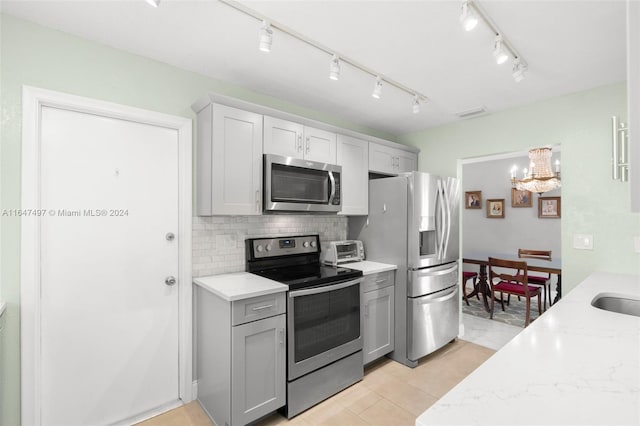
518, 249, 553, 310
461, 271, 478, 306
488, 257, 542, 327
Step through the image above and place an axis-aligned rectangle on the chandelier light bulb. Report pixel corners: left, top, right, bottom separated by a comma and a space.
372, 76, 383, 99
329, 55, 340, 81
259, 20, 273, 52
460, 1, 478, 32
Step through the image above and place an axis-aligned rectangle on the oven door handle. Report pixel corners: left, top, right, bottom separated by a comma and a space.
289, 278, 361, 298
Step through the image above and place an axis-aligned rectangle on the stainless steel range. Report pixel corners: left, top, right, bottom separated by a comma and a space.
246, 235, 364, 418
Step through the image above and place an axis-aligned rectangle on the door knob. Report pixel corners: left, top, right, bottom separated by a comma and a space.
165, 276, 177, 286
166, 232, 175, 241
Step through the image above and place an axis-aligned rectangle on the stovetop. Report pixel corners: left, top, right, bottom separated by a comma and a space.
251, 263, 362, 290
246, 234, 363, 290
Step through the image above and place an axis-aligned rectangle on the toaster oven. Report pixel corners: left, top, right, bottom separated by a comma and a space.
321, 240, 365, 265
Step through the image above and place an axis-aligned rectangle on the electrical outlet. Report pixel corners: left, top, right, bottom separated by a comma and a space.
573, 234, 594, 250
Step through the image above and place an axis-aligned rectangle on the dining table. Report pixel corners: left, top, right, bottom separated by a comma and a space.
462, 252, 562, 313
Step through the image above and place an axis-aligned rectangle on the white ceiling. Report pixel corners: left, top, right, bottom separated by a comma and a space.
1, 0, 627, 136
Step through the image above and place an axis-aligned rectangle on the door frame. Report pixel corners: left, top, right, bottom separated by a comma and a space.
20, 86, 193, 425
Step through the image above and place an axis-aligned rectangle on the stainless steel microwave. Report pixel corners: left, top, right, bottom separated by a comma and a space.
264, 154, 341, 213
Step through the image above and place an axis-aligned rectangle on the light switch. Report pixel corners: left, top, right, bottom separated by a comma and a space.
573, 234, 594, 250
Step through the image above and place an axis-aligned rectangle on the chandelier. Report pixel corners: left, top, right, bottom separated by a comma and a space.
510, 147, 561, 194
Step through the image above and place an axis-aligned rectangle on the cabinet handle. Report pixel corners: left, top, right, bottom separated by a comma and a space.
306, 137, 310, 154
297, 135, 303, 153
375, 278, 387, 284
255, 190, 260, 213
252, 304, 274, 311
279, 329, 284, 346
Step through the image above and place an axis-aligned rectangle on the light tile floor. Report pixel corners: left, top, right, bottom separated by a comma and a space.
460, 312, 522, 351
139, 338, 497, 426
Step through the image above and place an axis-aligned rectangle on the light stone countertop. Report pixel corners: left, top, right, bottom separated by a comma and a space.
341, 261, 397, 275
417, 271, 640, 426
194, 272, 288, 301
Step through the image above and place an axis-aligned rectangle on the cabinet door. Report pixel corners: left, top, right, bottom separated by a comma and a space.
231, 314, 286, 425
363, 286, 395, 365
304, 126, 337, 163
397, 150, 418, 173
264, 116, 304, 159
337, 135, 368, 215
368, 142, 396, 175
207, 104, 262, 215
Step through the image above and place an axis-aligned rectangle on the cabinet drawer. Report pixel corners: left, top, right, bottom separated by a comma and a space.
362, 271, 394, 293
232, 292, 286, 326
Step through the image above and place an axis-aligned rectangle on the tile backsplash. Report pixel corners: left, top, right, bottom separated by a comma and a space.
192, 215, 348, 277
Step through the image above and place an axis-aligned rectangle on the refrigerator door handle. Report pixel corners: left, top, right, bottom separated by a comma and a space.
415, 286, 457, 303
436, 179, 447, 261
441, 179, 452, 260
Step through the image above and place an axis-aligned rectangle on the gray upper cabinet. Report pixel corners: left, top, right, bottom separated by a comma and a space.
264, 116, 337, 164
196, 103, 263, 216
369, 141, 418, 175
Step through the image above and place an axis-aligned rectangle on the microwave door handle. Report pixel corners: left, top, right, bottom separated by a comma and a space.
328, 171, 336, 204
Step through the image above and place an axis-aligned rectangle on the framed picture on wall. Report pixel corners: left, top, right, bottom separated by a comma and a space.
465, 191, 482, 209
539, 196, 561, 218
511, 188, 532, 208
486, 199, 505, 218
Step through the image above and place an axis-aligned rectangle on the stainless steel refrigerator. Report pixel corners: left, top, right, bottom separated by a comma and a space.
349, 171, 460, 368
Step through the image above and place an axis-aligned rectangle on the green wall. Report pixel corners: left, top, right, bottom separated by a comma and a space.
0, 14, 393, 425
399, 83, 640, 294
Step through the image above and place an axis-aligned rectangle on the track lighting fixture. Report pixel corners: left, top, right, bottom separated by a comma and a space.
259, 20, 273, 53
512, 58, 527, 82
460, 1, 478, 32
459, 1, 528, 82
412, 95, 420, 114
145, 0, 160, 7
493, 35, 509, 65
372, 77, 383, 99
218, 0, 427, 114
329, 55, 340, 81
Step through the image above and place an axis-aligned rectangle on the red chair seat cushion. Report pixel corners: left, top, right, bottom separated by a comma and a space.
494, 281, 541, 296
516, 274, 548, 284
463, 271, 477, 280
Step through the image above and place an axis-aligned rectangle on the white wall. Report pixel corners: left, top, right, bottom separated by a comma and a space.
462, 153, 561, 261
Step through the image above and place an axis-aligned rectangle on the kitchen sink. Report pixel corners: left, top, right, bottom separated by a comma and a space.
591, 293, 640, 317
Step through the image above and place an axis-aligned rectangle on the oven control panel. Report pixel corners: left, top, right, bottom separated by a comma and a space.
248, 235, 319, 259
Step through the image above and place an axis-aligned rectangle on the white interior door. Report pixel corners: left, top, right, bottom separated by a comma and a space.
38, 105, 180, 425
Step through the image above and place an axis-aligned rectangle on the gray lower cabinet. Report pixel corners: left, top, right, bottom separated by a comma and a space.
362, 271, 395, 365
196, 287, 286, 426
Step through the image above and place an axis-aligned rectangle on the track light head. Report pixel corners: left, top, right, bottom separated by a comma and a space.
372, 76, 383, 99
145, 0, 160, 7
329, 55, 340, 81
412, 95, 421, 114
460, 1, 478, 32
493, 35, 509, 65
259, 21, 273, 52
512, 58, 527, 82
